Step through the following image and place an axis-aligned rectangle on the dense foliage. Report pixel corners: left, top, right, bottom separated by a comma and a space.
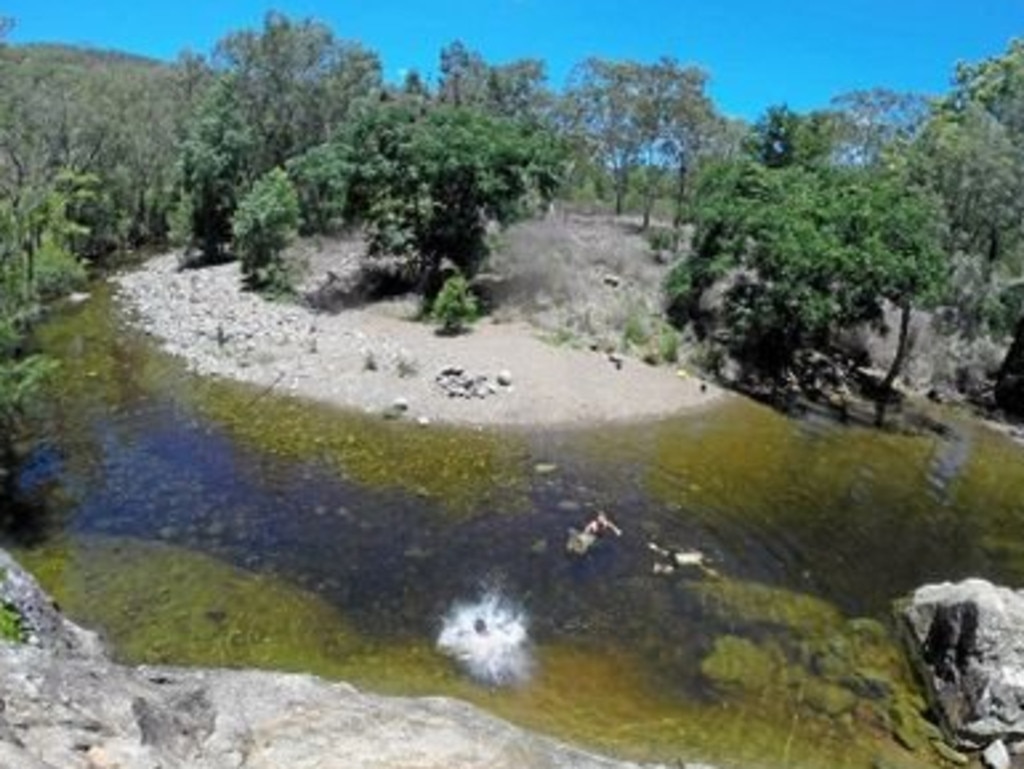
337, 104, 563, 294
233, 167, 300, 293
5, 7, 1024, 445
676, 161, 945, 379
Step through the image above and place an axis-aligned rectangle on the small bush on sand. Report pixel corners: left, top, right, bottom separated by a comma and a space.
647, 226, 679, 254
622, 308, 651, 349
432, 273, 479, 335
657, 323, 680, 364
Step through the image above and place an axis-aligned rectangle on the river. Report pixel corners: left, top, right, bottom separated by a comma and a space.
6, 283, 1024, 769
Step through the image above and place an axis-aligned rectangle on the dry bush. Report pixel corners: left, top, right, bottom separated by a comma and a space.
280, 216, 689, 362
483, 213, 675, 349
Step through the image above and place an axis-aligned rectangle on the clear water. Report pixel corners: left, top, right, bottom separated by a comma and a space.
8, 283, 1024, 768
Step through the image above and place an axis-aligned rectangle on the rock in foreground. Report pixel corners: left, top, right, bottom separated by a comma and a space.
0, 548, 682, 769
898, 578, 1024, 748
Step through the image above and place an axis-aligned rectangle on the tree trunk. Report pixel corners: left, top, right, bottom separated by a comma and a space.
673, 162, 688, 227
0, 423, 18, 505
875, 299, 912, 427
614, 175, 625, 217
24, 237, 35, 302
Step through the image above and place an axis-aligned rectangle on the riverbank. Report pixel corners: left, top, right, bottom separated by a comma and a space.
113, 251, 722, 429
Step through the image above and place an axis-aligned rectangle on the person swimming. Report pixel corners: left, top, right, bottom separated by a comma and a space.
565, 511, 622, 555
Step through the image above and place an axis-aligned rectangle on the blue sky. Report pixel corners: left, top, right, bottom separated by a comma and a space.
4, 1, 1023, 119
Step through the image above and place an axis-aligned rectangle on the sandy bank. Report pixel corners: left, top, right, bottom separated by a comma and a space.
114, 253, 722, 428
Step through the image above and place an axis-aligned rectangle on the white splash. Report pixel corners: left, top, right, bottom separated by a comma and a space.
436, 590, 533, 686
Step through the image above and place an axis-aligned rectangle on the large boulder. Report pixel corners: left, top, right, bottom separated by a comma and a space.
898, 578, 1024, 747
0, 548, 102, 657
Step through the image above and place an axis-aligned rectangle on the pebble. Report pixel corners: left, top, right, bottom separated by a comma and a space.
983, 740, 1010, 769
113, 254, 412, 403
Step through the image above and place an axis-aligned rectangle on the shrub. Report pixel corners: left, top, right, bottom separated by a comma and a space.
432, 273, 479, 335
233, 168, 300, 295
33, 241, 88, 300
167, 194, 194, 248
622, 308, 651, 349
657, 323, 680, 364
647, 226, 679, 254
664, 259, 697, 326
395, 354, 419, 378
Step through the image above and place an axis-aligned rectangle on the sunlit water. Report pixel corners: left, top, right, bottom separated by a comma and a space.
437, 589, 533, 686
8, 284, 1024, 769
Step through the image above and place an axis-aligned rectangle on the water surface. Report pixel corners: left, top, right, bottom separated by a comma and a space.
9, 284, 1024, 768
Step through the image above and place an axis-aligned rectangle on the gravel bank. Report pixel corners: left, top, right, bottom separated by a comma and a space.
114, 252, 721, 427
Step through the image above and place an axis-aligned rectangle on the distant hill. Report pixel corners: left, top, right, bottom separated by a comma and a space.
2, 42, 168, 71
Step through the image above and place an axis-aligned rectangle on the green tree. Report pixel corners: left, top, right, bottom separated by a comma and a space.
912, 58, 1024, 339
0, 318, 56, 492
679, 160, 947, 390
655, 59, 717, 225
286, 143, 350, 235
179, 77, 254, 262
233, 167, 299, 293
849, 172, 947, 419
341, 103, 563, 296
485, 59, 550, 123
746, 105, 839, 169
438, 40, 488, 108
214, 11, 381, 172
830, 88, 928, 167
436, 41, 551, 123
563, 58, 643, 216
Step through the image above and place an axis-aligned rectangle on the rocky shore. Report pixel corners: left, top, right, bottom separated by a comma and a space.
113, 252, 720, 428
0, 547, 707, 769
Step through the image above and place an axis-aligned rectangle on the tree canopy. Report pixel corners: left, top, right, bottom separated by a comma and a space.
677, 159, 946, 380
338, 103, 564, 294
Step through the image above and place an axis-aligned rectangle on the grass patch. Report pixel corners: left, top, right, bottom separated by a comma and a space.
0, 602, 23, 642
0, 570, 24, 643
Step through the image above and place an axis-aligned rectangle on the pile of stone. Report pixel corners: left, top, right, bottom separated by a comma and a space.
435, 366, 512, 399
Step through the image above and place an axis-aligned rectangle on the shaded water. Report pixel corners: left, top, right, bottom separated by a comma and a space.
8, 284, 1024, 768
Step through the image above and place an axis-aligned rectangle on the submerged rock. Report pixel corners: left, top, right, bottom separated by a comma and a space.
898, 578, 1024, 747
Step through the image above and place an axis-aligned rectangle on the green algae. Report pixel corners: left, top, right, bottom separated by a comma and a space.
33, 282, 530, 516
189, 380, 529, 516
690, 578, 935, 768
16, 534, 940, 769
0, 568, 23, 642
17, 536, 364, 673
